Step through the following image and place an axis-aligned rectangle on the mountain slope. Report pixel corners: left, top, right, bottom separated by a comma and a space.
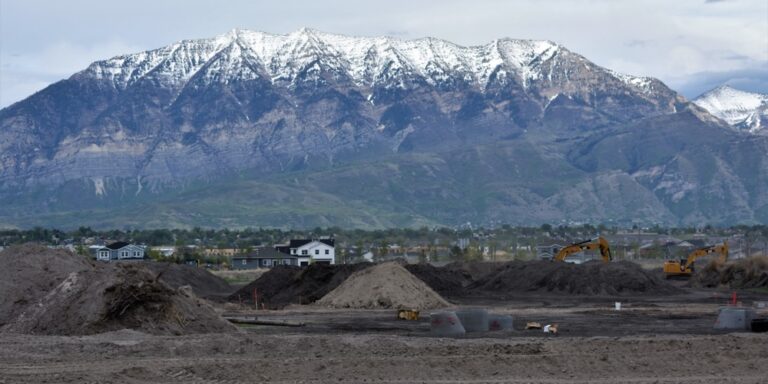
0, 29, 763, 228
693, 85, 768, 133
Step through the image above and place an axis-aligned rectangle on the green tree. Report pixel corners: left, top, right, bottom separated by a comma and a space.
449, 246, 464, 262
418, 247, 427, 263
75, 244, 90, 258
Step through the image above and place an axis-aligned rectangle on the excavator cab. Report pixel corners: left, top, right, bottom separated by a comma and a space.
553, 237, 612, 263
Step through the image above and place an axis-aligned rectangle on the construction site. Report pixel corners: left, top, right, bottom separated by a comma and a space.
1, 242, 768, 383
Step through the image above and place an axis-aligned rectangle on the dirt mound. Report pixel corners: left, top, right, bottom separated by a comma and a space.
229, 263, 372, 308
470, 260, 678, 296
691, 256, 768, 289
317, 262, 451, 310
0, 244, 94, 327
0, 245, 236, 335
145, 262, 233, 300
405, 263, 472, 295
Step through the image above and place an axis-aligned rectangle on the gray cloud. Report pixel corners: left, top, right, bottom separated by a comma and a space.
625, 39, 652, 48
669, 66, 768, 98
723, 53, 752, 61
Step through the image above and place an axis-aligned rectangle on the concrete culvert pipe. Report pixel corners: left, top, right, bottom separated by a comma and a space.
455, 308, 489, 332
714, 307, 755, 330
430, 311, 465, 337
488, 314, 514, 331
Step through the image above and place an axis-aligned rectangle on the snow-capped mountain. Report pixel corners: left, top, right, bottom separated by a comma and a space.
86, 28, 662, 95
693, 85, 768, 133
0, 28, 763, 228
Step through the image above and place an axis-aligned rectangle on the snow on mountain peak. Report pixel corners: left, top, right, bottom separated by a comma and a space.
693, 85, 768, 133
695, 85, 766, 111
81, 28, 658, 95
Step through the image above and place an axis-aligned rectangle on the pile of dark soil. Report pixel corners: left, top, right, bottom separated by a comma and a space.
0, 244, 236, 335
228, 265, 300, 305
404, 263, 472, 295
145, 262, 233, 300
691, 257, 768, 289
229, 263, 372, 308
470, 260, 678, 296
444, 261, 505, 281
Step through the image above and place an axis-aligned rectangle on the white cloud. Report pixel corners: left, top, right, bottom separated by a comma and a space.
1, 40, 143, 107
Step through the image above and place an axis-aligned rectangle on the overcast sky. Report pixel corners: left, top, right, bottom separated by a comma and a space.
1, 0, 766, 108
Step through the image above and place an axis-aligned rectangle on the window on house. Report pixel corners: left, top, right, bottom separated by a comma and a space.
302, 250, 308, 255
242, 259, 247, 265
325, 249, 330, 255
265, 259, 272, 266
120, 251, 128, 258
315, 249, 319, 255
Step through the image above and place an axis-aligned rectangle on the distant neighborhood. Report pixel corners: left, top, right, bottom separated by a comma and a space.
81, 237, 337, 269
2, 225, 766, 270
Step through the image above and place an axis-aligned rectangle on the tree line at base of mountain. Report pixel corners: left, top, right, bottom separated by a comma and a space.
2, 224, 766, 251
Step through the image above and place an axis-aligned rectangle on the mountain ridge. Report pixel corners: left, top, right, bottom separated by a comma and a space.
0, 29, 763, 229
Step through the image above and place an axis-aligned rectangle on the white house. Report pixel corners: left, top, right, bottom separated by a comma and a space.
276, 238, 335, 266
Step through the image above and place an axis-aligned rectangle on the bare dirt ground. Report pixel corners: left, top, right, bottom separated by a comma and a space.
2, 287, 768, 383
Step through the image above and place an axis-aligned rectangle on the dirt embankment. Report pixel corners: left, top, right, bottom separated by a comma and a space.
0, 244, 236, 336
404, 263, 472, 296
228, 263, 372, 308
144, 262, 234, 300
444, 261, 505, 281
692, 256, 768, 289
470, 260, 678, 296
317, 262, 450, 310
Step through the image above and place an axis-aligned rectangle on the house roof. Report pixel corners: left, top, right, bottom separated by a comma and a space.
105, 241, 130, 250
289, 238, 335, 248
236, 246, 296, 260
275, 238, 335, 255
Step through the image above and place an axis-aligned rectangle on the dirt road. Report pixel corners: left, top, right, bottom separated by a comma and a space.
0, 330, 766, 383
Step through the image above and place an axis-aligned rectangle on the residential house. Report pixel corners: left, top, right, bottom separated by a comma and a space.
93, 241, 146, 261
536, 243, 563, 261
232, 247, 298, 269
275, 238, 335, 266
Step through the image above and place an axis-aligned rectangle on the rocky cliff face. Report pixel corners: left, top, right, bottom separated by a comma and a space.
0, 29, 763, 228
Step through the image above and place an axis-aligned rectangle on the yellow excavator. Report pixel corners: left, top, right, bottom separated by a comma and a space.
663, 242, 728, 279
553, 237, 613, 263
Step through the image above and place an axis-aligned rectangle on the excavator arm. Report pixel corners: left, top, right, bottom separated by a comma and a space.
683, 242, 728, 270
553, 237, 613, 263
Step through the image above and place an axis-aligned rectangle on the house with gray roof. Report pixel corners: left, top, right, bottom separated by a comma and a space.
232, 246, 299, 269
93, 241, 146, 261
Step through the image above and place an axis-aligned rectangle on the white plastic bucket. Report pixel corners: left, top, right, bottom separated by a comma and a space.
614, 302, 621, 311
